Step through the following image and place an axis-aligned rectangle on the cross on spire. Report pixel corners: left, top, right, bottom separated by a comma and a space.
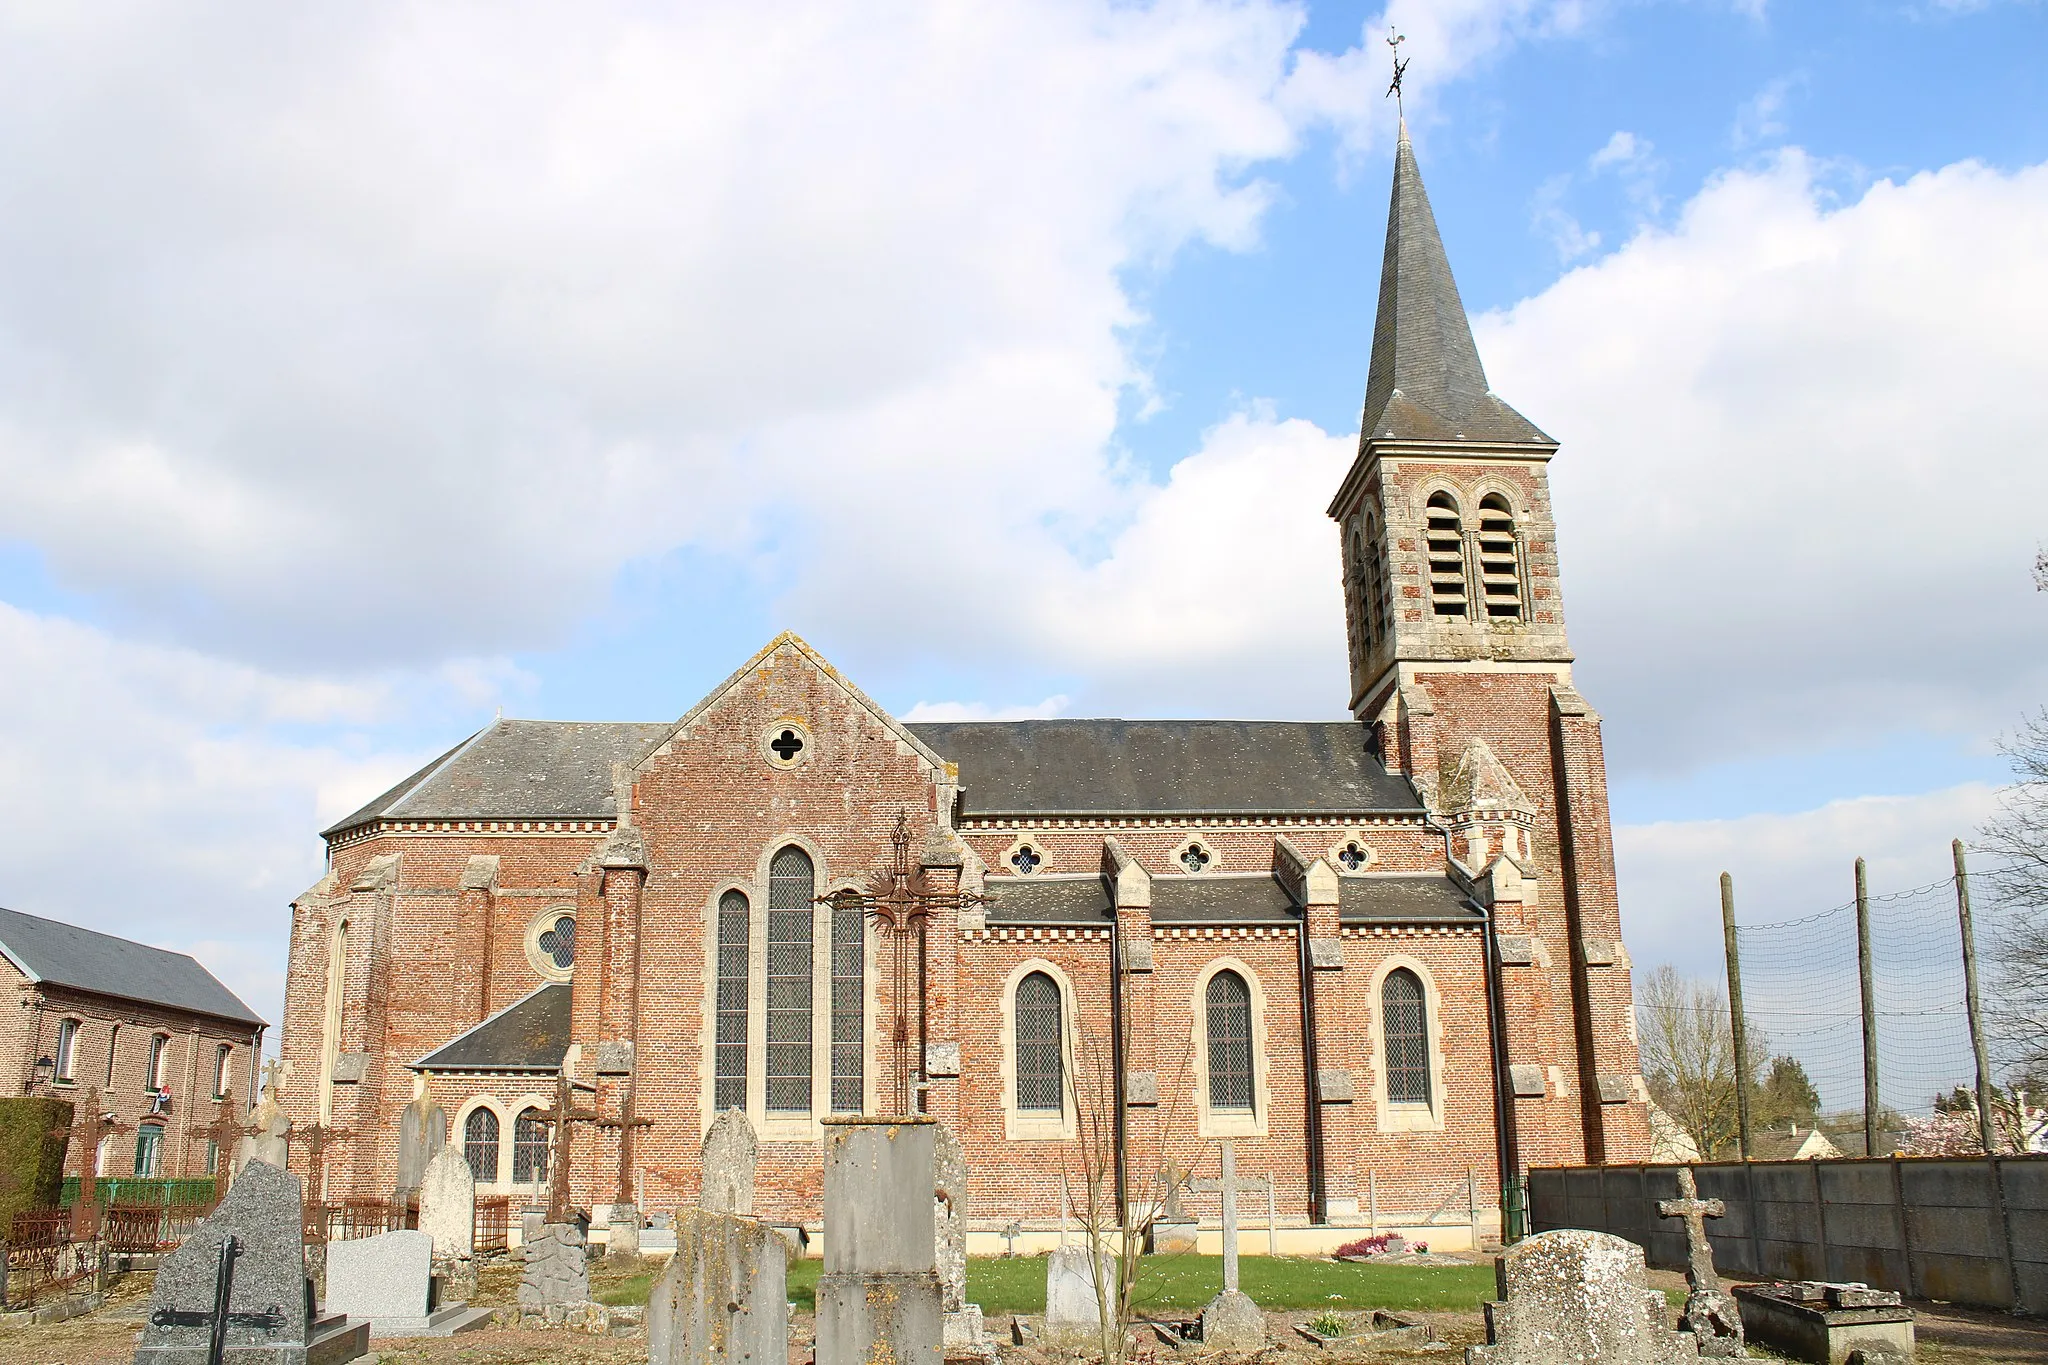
1386, 29, 1409, 119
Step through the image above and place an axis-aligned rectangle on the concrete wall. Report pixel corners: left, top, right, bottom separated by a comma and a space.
1528, 1157, 2048, 1315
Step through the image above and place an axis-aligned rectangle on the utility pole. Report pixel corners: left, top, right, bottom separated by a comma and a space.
1856, 857, 1881, 1157
1953, 840, 1997, 1153
1721, 872, 1752, 1160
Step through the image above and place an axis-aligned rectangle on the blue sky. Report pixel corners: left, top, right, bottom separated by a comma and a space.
0, 0, 2042, 1081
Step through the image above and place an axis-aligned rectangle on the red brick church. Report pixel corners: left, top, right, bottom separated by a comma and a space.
277, 126, 1650, 1246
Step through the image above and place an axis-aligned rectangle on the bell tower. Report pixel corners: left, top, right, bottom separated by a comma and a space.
1330, 122, 1649, 1168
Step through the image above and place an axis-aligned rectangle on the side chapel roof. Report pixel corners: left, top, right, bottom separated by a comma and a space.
411, 983, 570, 1073
0, 905, 266, 1028
1359, 124, 1552, 449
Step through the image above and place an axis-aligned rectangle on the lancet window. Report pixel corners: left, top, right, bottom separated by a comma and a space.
765, 846, 816, 1113
1206, 970, 1254, 1112
1015, 972, 1063, 1112
714, 890, 750, 1110
1382, 968, 1430, 1105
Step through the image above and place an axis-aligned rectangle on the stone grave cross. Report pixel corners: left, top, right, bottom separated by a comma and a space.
530, 1067, 603, 1224
1657, 1166, 1746, 1357
1189, 1140, 1272, 1292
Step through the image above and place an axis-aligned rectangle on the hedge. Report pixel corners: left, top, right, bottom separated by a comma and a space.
0, 1097, 70, 1227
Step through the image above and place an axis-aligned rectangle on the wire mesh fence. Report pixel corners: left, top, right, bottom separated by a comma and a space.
1635, 843, 2042, 1149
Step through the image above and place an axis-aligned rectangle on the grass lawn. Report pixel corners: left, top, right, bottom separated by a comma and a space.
772, 1256, 1498, 1317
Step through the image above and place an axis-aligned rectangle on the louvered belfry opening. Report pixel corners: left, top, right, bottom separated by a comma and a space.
1206, 970, 1253, 1111
766, 845, 815, 1113
830, 894, 865, 1112
1362, 507, 1388, 645
1424, 492, 1469, 618
1477, 493, 1523, 620
1382, 968, 1431, 1105
1015, 971, 1063, 1112
714, 889, 750, 1110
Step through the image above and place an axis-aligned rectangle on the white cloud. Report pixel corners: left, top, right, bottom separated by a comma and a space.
1732, 74, 1801, 148
1478, 151, 2048, 773
0, 601, 440, 1027
901, 695, 1072, 723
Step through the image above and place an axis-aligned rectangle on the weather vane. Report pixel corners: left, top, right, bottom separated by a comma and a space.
1386, 29, 1408, 118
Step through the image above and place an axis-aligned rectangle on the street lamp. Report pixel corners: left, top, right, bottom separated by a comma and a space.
30, 1055, 53, 1089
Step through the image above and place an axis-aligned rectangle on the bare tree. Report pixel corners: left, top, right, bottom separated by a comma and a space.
1977, 709, 2048, 1081
1635, 966, 1772, 1158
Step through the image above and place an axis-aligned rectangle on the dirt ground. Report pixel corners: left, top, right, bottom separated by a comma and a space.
3, 1264, 2043, 1365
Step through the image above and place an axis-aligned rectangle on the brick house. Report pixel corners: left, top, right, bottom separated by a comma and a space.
278, 125, 1650, 1245
0, 905, 266, 1181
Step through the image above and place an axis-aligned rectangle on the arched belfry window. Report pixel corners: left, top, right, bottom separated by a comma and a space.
464, 1108, 500, 1183
1425, 492, 1469, 618
766, 846, 816, 1114
1382, 969, 1430, 1105
1362, 506, 1388, 646
1348, 528, 1372, 654
1015, 972, 1063, 1112
1476, 494, 1523, 620
1206, 971, 1253, 1111
715, 890, 750, 1110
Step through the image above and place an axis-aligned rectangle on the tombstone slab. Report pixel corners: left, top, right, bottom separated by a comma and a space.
700, 1109, 759, 1216
417, 1146, 475, 1262
815, 1116, 942, 1365
325, 1230, 486, 1338
1466, 1229, 1699, 1364
647, 1209, 789, 1365
133, 1159, 368, 1365
1734, 1282, 1913, 1365
394, 1096, 448, 1196
1043, 1246, 1110, 1349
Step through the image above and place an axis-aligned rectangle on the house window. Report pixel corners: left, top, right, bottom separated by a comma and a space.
1476, 494, 1522, 620
106, 1025, 120, 1087
1015, 972, 1063, 1113
765, 846, 815, 1114
205, 1139, 220, 1176
715, 890, 751, 1111
1206, 971, 1253, 1112
134, 1124, 164, 1177
1382, 968, 1431, 1105
464, 1108, 501, 1184
54, 1019, 79, 1083
146, 1035, 170, 1092
213, 1045, 232, 1099
1424, 492, 1468, 618
830, 893, 864, 1113
512, 1108, 550, 1184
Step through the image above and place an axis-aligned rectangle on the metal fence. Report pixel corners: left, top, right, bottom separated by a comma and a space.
474, 1196, 510, 1257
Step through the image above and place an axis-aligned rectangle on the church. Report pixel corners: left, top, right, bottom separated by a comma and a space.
277, 125, 1650, 1248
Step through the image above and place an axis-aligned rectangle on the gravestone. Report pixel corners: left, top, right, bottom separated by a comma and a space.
700, 1108, 758, 1215
1733, 1282, 1912, 1365
815, 1116, 942, 1365
1043, 1246, 1110, 1349
326, 1229, 491, 1338
418, 1146, 477, 1302
133, 1158, 368, 1365
1193, 1142, 1266, 1352
647, 1209, 789, 1365
1467, 1229, 1699, 1364
518, 1222, 593, 1318
393, 1094, 447, 1197
1657, 1168, 1745, 1358
933, 1122, 995, 1360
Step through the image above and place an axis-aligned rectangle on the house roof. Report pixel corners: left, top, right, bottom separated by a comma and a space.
1358, 125, 1551, 450
906, 720, 1421, 817
411, 983, 571, 1073
324, 720, 673, 835
0, 905, 265, 1028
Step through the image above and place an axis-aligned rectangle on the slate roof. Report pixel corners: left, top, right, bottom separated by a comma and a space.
1359, 126, 1551, 449
984, 878, 1113, 925
1339, 876, 1484, 924
411, 983, 571, 1072
1152, 876, 1301, 924
0, 905, 265, 1027
906, 720, 1420, 817
324, 720, 674, 835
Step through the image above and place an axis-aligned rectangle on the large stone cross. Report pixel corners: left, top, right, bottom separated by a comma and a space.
1657, 1167, 1725, 1291
1189, 1141, 1267, 1294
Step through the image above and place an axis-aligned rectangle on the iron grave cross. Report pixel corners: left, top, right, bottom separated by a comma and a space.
821, 811, 991, 1116
532, 1067, 604, 1224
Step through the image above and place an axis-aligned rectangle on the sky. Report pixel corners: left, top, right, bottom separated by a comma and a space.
0, 0, 2043, 1091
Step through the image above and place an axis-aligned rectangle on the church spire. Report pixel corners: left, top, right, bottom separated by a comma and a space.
1358, 125, 1549, 448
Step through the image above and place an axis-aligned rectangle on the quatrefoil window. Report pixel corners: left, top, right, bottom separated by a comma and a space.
538, 916, 575, 969
770, 729, 804, 761
1010, 845, 1043, 875
1338, 842, 1368, 872
1180, 843, 1212, 874
762, 721, 813, 769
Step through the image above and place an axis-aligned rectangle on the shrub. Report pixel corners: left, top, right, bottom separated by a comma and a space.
0, 1097, 70, 1231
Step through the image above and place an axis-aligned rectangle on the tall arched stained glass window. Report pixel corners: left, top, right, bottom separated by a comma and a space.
1015, 972, 1063, 1112
513, 1107, 550, 1184
830, 893, 865, 1112
715, 890, 750, 1110
1206, 970, 1253, 1112
766, 846, 816, 1113
464, 1108, 500, 1184
1382, 969, 1430, 1105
